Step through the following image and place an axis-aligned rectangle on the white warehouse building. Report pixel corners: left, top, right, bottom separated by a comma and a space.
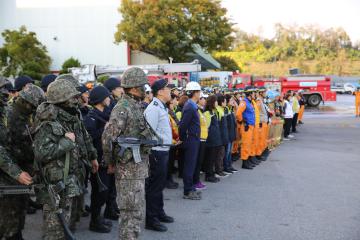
0, 0, 129, 71
0, 0, 220, 74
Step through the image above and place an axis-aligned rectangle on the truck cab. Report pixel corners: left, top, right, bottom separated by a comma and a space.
279, 75, 336, 107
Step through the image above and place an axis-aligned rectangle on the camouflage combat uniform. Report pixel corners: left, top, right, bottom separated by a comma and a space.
102, 67, 153, 240
55, 75, 92, 229
0, 77, 28, 239
33, 78, 97, 240
7, 84, 46, 174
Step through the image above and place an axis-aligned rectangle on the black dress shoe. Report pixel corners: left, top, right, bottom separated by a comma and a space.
159, 214, 174, 223
101, 217, 113, 227
146, 221, 168, 232
89, 219, 112, 233
89, 223, 111, 233
205, 176, 220, 183
166, 181, 179, 189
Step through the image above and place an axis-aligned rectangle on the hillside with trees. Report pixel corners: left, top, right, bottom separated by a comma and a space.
215, 24, 360, 76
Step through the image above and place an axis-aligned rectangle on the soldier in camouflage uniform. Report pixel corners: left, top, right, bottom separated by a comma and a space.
52, 75, 92, 229
33, 77, 98, 240
0, 76, 34, 240
6, 84, 46, 216
7, 84, 45, 172
102, 67, 153, 240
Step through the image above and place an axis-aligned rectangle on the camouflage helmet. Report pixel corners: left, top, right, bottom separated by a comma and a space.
55, 74, 81, 88
47, 78, 81, 104
121, 67, 148, 88
19, 84, 46, 107
0, 76, 10, 89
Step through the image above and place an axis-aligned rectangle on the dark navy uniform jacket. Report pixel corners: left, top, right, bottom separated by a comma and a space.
83, 108, 110, 164
179, 99, 200, 142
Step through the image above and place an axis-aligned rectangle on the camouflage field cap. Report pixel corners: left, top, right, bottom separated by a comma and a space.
47, 78, 81, 104
55, 74, 81, 88
0, 76, 10, 89
19, 84, 46, 107
121, 67, 148, 88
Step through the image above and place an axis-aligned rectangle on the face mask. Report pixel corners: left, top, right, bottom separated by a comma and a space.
67, 97, 80, 109
58, 96, 80, 115
16, 97, 36, 115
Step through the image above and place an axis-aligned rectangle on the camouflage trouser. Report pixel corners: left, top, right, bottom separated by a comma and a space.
69, 194, 84, 229
0, 195, 28, 239
116, 179, 145, 240
43, 196, 73, 240
69, 165, 87, 229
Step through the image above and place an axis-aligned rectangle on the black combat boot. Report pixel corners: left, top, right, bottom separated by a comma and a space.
249, 157, 259, 166
242, 160, 253, 170
146, 220, 168, 232
262, 148, 271, 159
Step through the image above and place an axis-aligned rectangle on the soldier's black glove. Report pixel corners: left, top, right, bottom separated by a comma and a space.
245, 124, 249, 132
259, 123, 263, 128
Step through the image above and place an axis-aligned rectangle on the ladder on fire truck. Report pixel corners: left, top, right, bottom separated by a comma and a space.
70, 60, 201, 84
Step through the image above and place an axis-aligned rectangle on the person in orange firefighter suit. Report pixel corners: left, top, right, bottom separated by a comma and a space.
355, 87, 360, 117
236, 86, 256, 170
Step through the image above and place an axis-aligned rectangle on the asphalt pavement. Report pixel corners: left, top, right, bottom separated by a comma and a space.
23, 94, 360, 240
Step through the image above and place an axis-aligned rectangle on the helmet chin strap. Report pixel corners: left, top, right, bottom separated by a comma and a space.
128, 91, 144, 102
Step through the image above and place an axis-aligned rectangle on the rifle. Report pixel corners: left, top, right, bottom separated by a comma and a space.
47, 182, 76, 240
115, 137, 173, 163
0, 184, 42, 197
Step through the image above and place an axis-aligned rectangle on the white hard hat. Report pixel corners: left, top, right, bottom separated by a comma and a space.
185, 81, 201, 91
144, 84, 152, 93
200, 92, 208, 98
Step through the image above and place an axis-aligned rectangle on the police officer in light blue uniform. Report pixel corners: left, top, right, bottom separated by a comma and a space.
144, 79, 174, 232
179, 82, 202, 200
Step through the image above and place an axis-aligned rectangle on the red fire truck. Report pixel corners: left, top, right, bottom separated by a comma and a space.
228, 73, 253, 89
253, 75, 336, 107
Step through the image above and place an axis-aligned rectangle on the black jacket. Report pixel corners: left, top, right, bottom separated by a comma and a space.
206, 110, 223, 147
218, 108, 229, 145
226, 108, 237, 143
83, 108, 110, 164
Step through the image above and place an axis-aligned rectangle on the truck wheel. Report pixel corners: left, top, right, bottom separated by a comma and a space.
308, 94, 321, 107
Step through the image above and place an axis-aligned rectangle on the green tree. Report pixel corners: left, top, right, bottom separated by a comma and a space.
115, 0, 234, 62
0, 26, 51, 79
214, 56, 241, 72
216, 24, 360, 75
60, 57, 81, 74
96, 75, 109, 84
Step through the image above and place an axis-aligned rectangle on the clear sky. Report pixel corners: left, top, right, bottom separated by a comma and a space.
221, 0, 360, 42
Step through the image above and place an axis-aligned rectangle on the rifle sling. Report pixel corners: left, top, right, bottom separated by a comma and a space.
63, 152, 70, 184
